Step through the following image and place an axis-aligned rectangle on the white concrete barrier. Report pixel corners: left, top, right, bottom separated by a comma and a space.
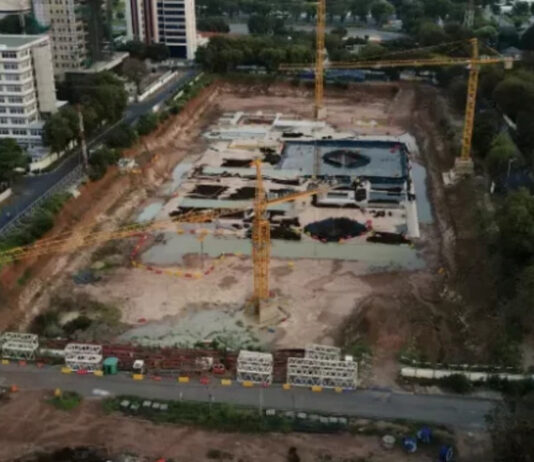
0, 188, 12, 204
401, 366, 534, 382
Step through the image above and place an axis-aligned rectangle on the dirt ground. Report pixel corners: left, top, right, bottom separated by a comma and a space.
0, 391, 449, 462
0, 80, 506, 383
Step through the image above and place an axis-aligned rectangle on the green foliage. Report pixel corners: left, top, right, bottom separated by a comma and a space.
0, 13, 48, 34
485, 132, 517, 177
43, 110, 76, 153
198, 17, 230, 33
122, 57, 147, 91
493, 75, 534, 120
370, 0, 395, 26
118, 41, 170, 61
88, 146, 121, 181
63, 315, 92, 336
497, 188, 534, 265
196, 35, 313, 73
0, 138, 29, 183
0, 193, 71, 253
146, 43, 171, 61
472, 109, 501, 159
521, 23, 534, 51
49, 391, 82, 411
417, 21, 449, 45
106, 395, 346, 434
106, 123, 137, 149
136, 113, 159, 136
516, 110, 534, 162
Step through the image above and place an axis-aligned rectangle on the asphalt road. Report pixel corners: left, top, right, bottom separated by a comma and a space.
0, 70, 198, 232
0, 364, 495, 429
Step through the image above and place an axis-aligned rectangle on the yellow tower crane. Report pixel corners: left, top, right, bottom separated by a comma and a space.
281, 38, 516, 170
0, 160, 337, 317
314, 0, 327, 119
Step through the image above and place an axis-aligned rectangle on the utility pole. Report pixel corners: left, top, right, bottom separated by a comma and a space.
77, 105, 89, 172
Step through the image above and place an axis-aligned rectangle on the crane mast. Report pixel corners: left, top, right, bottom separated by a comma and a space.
315, 0, 326, 119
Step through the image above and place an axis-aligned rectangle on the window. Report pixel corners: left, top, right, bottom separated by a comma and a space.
1, 51, 17, 59
9, 96, 23, 103
4, 63, 18, 70
30, 129, 41, 136
0, 118, 8, 124
0, 128, 9, 134
0, 108, 5, 113
12, 129, 27, 135
4, 74, 20, 81
9, 108, 24, 114
5, 85, 21, 93
11, 118, 25, 125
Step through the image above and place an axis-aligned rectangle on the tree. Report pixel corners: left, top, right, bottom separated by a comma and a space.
497, 188, 534, 264
472, 109, 501, 159
0, 14, 23, 34
106, 123, 137, 149
417, 22, 449, 45
197, 17, 230, 33
136, 113, 159, 136
486, 132, 517, 177
43, 111, 75, 153
370, 0, 394, 26
516, 111, 534, 162
493, 76, 534, 120
146, 43, 170, 61
351, 0, 373, 21
422, 0, 453, 19
520, 23, 534, 51
120, 40, 147, 59
122, 57, 147, 94
475, 25, 498, 43
0, 139, 28, 183
512, 1, 530, 17
248, 14, 271, 34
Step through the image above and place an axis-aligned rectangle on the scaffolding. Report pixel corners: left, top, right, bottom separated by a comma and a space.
0, 332, 39, 360
236, 350, 273, 385
305, 344, 341, 361
64, 343, 103, 371
287, 357, 358, 389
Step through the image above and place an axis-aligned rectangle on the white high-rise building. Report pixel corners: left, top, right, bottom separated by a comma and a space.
0, 35, 58, 159
153, 0, 197, 60
125, 0, 198, 60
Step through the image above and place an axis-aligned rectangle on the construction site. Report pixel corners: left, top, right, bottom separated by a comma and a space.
0, 78, 466, 386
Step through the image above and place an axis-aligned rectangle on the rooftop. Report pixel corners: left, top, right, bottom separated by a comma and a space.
0, 34, 47, 49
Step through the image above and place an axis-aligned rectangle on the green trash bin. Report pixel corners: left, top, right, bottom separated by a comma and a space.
103, 357, 119, 375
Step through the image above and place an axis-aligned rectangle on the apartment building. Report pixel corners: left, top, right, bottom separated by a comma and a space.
33, 0, 89, 78
125, 0, 197, 60
0, 35, 58, 159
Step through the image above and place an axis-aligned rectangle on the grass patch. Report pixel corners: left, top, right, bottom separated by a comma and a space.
104, 396, 348, 434
48, 391, 82, 411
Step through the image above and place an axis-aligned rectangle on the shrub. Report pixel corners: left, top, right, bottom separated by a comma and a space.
136, 113, 159, 136
440, 374, 473, 394
49, 391, 82, 411
106, 123, 137, 149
